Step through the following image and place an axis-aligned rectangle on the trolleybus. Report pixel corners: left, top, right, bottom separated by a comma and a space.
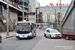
16, 20, 36, 39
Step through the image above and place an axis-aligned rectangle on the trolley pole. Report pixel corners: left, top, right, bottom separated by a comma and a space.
60, 0, 62, 33
7, 0, 9, 37
23, 0, 25, 21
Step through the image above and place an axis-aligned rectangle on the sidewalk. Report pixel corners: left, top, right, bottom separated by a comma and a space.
0, 31, 16, 39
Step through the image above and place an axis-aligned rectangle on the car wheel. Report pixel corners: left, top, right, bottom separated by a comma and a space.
34, 32, 36, 37
59, 37, 62, 39
44, 33, 45, 37
0, 41, 1, 43
49, 35, 51, 39
18, 38, 21, 40
0, 40, 2, 43
65, 36, 70, 40
44, 34, 47, 38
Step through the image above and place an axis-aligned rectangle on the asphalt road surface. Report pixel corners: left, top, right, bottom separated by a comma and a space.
0, 29, 75, 50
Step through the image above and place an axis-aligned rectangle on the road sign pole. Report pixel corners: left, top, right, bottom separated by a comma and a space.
60, 0, 62, 33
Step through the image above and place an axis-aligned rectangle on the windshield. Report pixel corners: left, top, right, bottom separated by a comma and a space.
50, 30, 59, 33
16, 25, 31, 32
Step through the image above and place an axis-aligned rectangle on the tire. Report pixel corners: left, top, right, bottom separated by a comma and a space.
59, 37, 62, 39
34, 33, 36, 37
0, 38, 2, 43
65, 36, 70, 40
34, 31, 36, 37
18, 38, 21, 40
44, 33, 45, 37
0, 41, 1, 43
0, 40, 2, 43
44, 34, 47, 38
49, 35, 51, 39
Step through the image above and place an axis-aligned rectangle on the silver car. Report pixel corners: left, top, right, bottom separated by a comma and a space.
44, 28, 61, 39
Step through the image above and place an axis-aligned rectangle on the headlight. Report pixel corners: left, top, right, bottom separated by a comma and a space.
59, 34, 61, 36
29, 33, 32, 36
16, 34, 18, 36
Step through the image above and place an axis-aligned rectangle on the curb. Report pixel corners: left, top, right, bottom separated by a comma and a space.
2, 35, 16, 40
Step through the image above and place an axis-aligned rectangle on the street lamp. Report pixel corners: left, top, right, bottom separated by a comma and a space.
7, 0, 9, 37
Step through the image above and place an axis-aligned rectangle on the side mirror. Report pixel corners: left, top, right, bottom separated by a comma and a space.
47, 30, 50, 33
31, 27, 33, 30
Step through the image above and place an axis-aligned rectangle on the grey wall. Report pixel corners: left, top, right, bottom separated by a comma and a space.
10, 11, 17, 25
62, 8, 75, 30
0, 5, 6, 31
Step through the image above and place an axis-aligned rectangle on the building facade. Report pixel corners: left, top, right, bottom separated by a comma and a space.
29, 0, 40, 23
39, 6, 68, 23
36, 6, 69, 28
0, 0, 29, 32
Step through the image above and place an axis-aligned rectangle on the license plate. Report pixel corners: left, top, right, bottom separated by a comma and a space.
23, 35, 25, 37
56, 35, 59, 37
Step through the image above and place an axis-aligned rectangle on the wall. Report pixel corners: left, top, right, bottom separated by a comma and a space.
10, 12, 17, 25
62, 8, 75, 30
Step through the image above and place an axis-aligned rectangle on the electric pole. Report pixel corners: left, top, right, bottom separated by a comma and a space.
57, 2, 58, 28
7, 0, 9, 37
23, 0, 25, 21
60, 0, 62, 33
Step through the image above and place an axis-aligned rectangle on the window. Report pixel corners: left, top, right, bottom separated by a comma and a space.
68, 31, 74, 34
64, 31, 69, 33
46, 30, 50, 33
50, 30, 58, 33
64, 31, 75, 34
9, 0, 13, 2
73, 31, 75, 34
14, 0, 19, 3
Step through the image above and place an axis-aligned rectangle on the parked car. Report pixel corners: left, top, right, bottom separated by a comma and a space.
44, 28, 61, 39
0, 35, 2, 43
62, 30, 75, 40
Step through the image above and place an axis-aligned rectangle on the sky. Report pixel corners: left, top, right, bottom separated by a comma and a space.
37, 0, 71, 6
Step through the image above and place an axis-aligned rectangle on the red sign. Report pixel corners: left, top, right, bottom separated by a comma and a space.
56, 3, 69, 6
48, 3, 69, 6
13, 2, 17, 7
48, 3, 54, 6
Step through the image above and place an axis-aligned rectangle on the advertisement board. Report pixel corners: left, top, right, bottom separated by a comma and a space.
48, 3, 69, 6
12, 2, 17, 7
29, 15, 36, 23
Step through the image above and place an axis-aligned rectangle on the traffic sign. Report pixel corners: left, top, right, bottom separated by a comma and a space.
59, 18, 62, 21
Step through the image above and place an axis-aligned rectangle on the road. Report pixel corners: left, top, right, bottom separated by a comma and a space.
0, 29, 75, 50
